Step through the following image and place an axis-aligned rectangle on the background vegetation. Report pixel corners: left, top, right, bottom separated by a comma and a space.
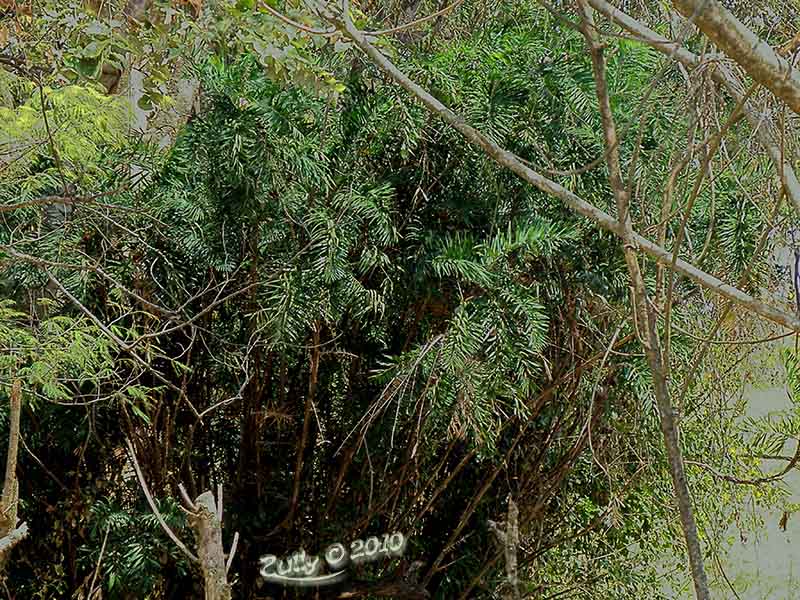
1, 0, 799, 598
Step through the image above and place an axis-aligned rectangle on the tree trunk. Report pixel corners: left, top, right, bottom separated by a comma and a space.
576, 4, 710, 598
488, 495, 521, 600
0, 380, 26, 570
187, 491, 232, 600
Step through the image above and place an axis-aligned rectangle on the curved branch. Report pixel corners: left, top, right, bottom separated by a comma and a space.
0, 187, 128, 213
364, 0, 465, 36
258, 1, 337, 36
124, 437, 198, 563
686, 435, 800, 486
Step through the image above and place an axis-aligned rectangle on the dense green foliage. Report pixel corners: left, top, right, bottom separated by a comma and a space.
1, 1, 799, 599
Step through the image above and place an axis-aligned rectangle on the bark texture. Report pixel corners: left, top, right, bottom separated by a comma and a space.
188, 491, 232, 600
488, 496, 521, 600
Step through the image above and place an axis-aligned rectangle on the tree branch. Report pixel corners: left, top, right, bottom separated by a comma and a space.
576, 3, 710, 597
124, 437, 199, 563
488, 495, 521, 600
586, 0, 800, 219
672, 0, 800, 116
0, 522, 27, 558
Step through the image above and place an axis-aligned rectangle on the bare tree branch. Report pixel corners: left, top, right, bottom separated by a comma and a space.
364, 0, 465, 36
225, 531, 239, 575
44, 270, 202, 418
686, 436, 800, 486
0, 187, 128, 213
672, 0, 800, 116
258, 0, 337, 36
124, 437, 199, 563
587, 0, 800, 219
87, 525, 111, 600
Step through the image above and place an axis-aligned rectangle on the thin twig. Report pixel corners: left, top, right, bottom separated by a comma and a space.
87, 525, 111, 599
226, 531, 239, 575
124, 437, 198, 562
364, 0, 465, 36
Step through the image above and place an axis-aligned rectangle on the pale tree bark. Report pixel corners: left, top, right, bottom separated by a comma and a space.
586, 0, 800, 221
487, 496, 521, 600
121, 0, 206, 176
576, 2, 710, 598
187, 491, 232, 600
326, 5, 800, 333
128, 439, 237, 599
672, 0, 800, 116
0, 380, 27, 571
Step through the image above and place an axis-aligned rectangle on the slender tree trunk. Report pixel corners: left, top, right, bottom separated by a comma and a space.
0, 380, 27, 571
284, 321, 321, 528
576, 3, 710, 598
188, 491, 232, 600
